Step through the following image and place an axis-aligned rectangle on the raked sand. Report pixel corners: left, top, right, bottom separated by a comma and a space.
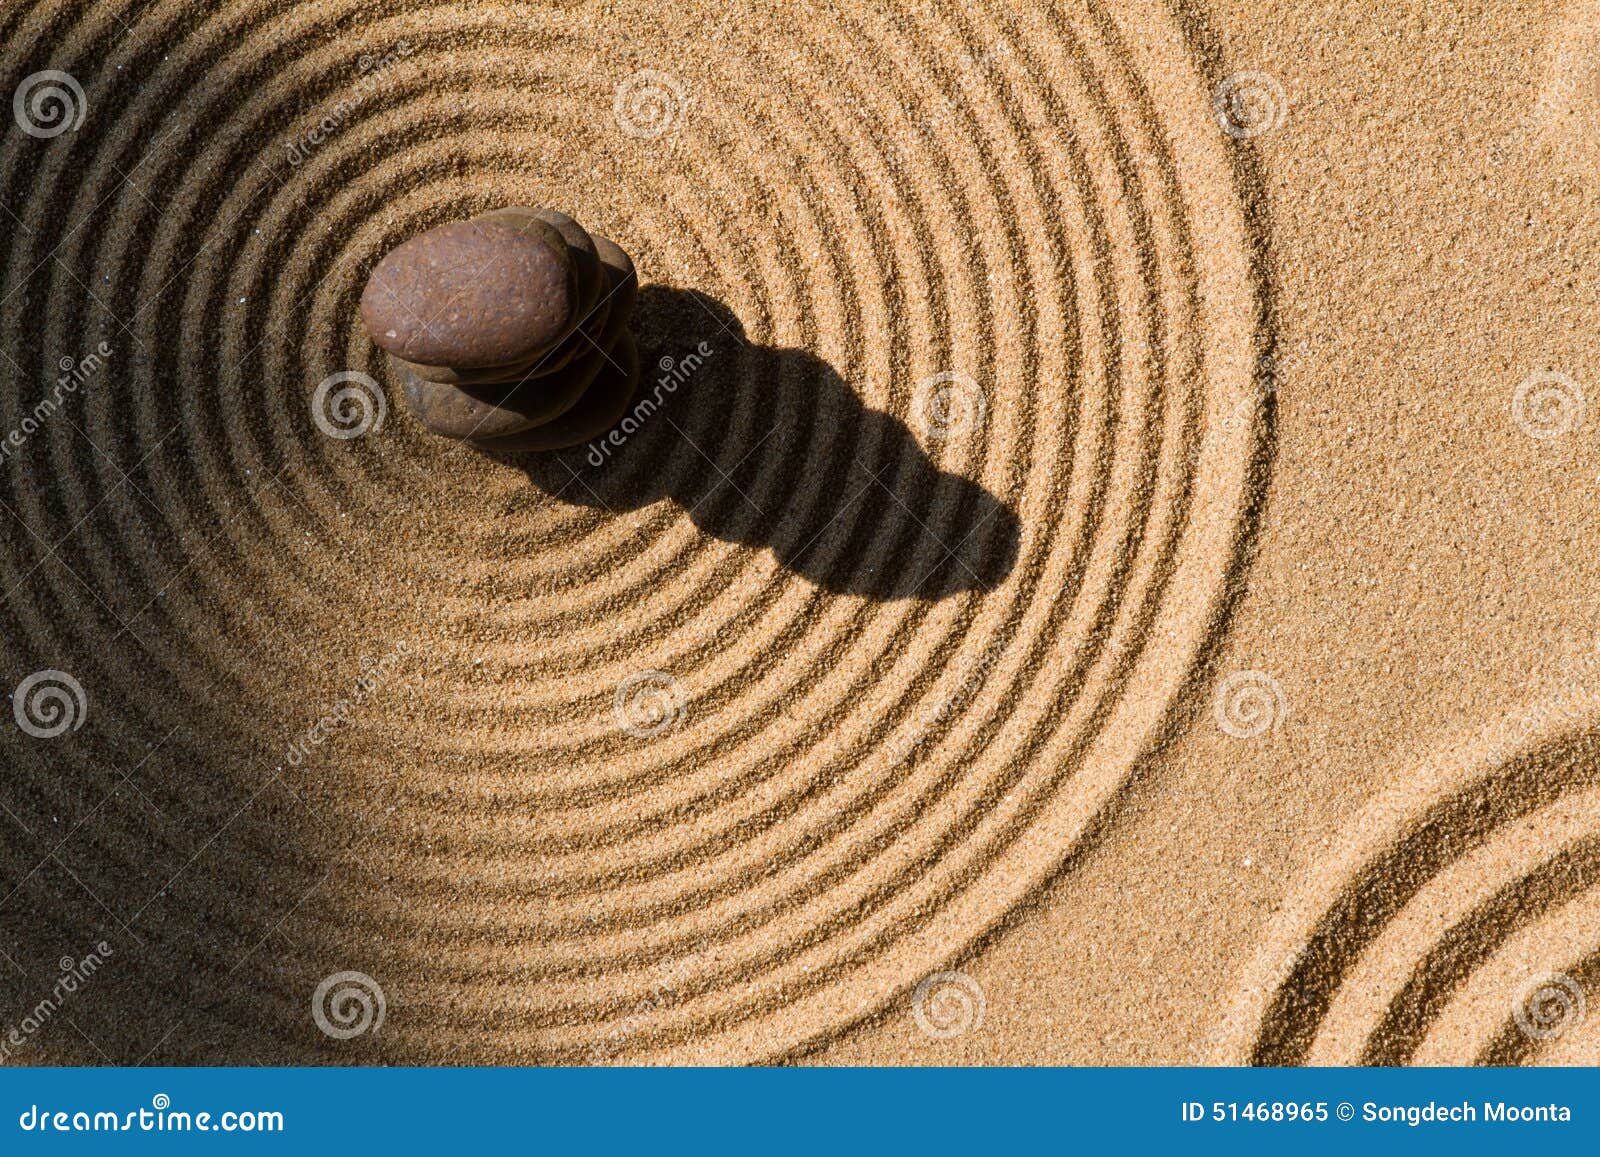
0, 0, 1597, 1065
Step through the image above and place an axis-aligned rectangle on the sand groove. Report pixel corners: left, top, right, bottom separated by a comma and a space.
0, 0, 1263, 1062
1213, 693, 1600, 1066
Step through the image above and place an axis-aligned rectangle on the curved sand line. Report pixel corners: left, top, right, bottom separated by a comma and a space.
1211, 687, 1600, 1066
0, 0, 1264, 1062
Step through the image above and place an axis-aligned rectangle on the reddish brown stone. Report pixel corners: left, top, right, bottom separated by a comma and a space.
359, 217, 573, 369
361, 206, 639, 451
472, 331, 641, 453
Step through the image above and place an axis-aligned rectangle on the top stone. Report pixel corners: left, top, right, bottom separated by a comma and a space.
359, 217, 574, 369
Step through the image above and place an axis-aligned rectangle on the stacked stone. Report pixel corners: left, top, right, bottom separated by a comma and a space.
358, 207, 639, 451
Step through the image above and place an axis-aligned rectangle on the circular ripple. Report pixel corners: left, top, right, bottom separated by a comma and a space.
0, 0, 1263, 1062
1213, 692, 1600, 1066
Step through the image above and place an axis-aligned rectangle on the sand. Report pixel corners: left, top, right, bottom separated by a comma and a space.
0, 0, 1596, 1065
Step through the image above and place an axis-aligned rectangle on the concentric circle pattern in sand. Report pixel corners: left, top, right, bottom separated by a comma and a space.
1213, 693, 1600, 1066
0, 0, 1262, 1061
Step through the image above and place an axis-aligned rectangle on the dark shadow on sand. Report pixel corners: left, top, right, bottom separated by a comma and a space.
502, 287, 1020, 600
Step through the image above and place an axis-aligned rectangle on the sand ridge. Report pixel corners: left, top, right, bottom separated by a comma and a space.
1212, 689, 1600, 1066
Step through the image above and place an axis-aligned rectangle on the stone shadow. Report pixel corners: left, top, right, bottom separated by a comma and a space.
506, 286, 1020, 600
